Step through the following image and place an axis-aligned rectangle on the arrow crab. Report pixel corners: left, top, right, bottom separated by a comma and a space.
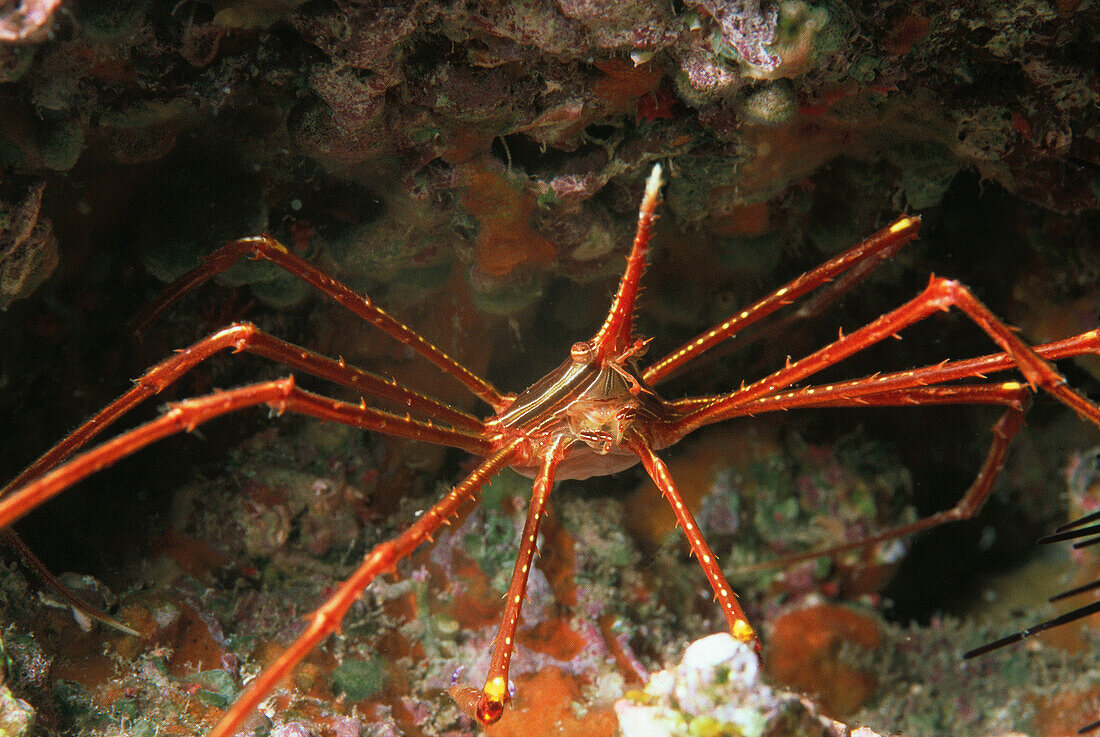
1, 165, 1099, 734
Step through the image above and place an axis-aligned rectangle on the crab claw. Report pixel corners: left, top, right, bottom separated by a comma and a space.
449, 683, 507, 725
475, 693, 507, 725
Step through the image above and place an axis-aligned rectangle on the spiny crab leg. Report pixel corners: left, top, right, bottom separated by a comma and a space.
708, 231, 925, 364
0, 378, 493, 531
666, 278, 1099, 571
0, 373, 517, 737
4, 323, 482, 499
695, 376, 1033, 416
737, 401, 1029, 573
624, 431, 757, 647
0, 322, 480, 636
210, 439, 522, 737
671, 330, 1100, 414
675, 277, 1100, 437
451, 439, 565, 725
779, 382, 1031, 410
644, 215, 922, 385
131, 234, 506, 411
168, 323, 484, 430
861, 328, 1100, 385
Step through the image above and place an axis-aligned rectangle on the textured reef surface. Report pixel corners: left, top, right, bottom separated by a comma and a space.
1, 1, 1098, 735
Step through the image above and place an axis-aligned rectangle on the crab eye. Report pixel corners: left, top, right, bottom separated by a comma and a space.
570, 341, 595, 364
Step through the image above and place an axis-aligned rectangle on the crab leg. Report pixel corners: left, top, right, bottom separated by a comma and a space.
209, 438, 523, 737
747, 382, 1032, 412
644, 216, 922, 385
461, 438, 564, 725
131, 234, 506, 410
737, 397, 1030, 571
690, 234, 928, 370
673, 277, 1100, 437
4, 323, 483, 502
1, 322, 482, 633
0, 531, 139, 635
0, 377, 494, 531
625, 432, 757, 646
670, 331, 1100, 414
693, 379, 1033, 416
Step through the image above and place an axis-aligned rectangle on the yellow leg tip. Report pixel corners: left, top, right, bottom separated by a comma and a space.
889, 216, 917, 234
483, 675, 508, 702
732, 620, 756, 643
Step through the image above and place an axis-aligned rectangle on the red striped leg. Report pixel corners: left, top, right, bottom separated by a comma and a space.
742, 399, 1030, 572
0, 378, 494, 531
625, 432, 757, 647
698, 381, 1033, 418
885, 329, 1100, 385
466, 439, 564, 725
767, 383, 1031, 410
160, 323, 483, 430
4, 323, 482, 505
131, 235, 505, 410
1, 323, 481, 633
673, 277, 1100, 439
671, 331, 1100, 416
644, 216, 922, 385
209, 439, 522, 737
